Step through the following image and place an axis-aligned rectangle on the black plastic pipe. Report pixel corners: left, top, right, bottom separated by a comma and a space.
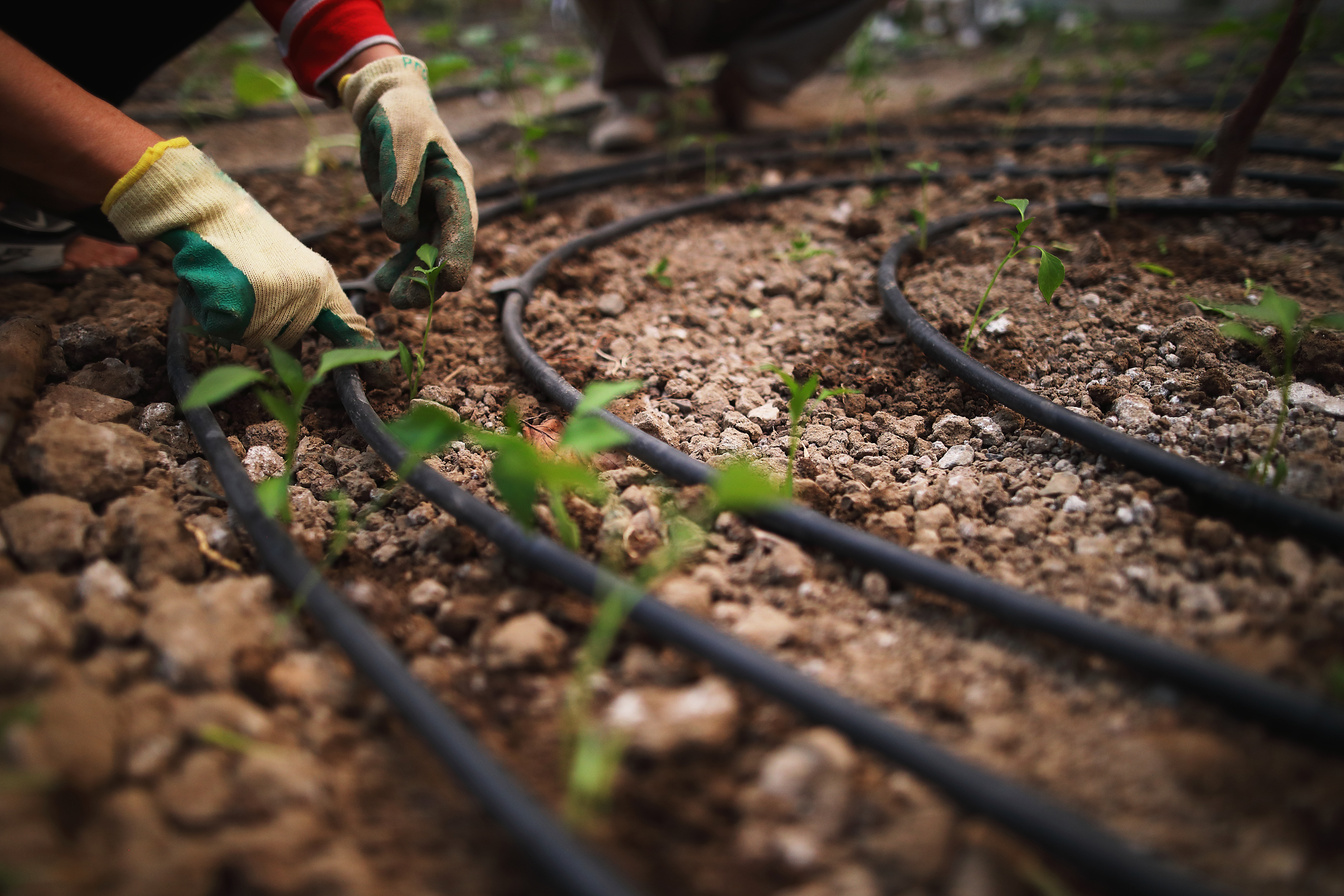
334, 366, 1231, 896
878, 197, 1344, 549
165, 302, 644, 896
491, 179, 1344, 752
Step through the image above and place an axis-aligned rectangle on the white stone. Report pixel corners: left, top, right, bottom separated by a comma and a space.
937, 445, 975, 469
1281, 382, 1344, 418
242, 445, 285, 483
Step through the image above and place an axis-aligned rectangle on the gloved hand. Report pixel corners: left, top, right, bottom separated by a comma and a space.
102, 138, 375, 350
340, 55, 477, 309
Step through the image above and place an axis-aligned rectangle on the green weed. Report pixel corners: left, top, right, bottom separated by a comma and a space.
964, 197, 1066, 352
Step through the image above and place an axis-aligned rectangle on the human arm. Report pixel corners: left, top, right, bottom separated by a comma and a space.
0, 30, 162, 211
0, 29, 373, 350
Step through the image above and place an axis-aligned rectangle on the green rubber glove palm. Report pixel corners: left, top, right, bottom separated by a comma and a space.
341, 55, 477, 309
102, 139, 375, 350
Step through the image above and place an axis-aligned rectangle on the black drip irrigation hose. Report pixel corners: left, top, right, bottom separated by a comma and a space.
878, 197, 1344, 550
492, 174, 1344, 753
332, 365, 1233, 896
164, 301, 644, 896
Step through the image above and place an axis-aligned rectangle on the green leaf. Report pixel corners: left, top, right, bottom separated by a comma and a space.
489, 442, 540, 528
763, 363, 797, 395
181, 365, 268, 409
995, 196, 1030, 219
255, 388, 299, 435
1219, 320, 1269, 349
817, 386, 860, 402
1203, 18, 1247, 38
427, 52, 472, 84
1036, 247, 1066, 303
197, 723, 257, 753
1183, 49, 1213, 70
416, 244, 439, 269
419, 23, 455, 45
789, 374, 822, 425
1253, 286, 1302, 335
1134, 262, 1174, 278
573, 380, 643, 418
267, 343, 307, 396
1192, 298, 1236, 319
552, 47, 588, 70
1308, 311, 1344, 332
232, 62, 291, 107
254, 476, 290, 520
711, 459, 786, 514
314, 346, 398, 382
557, 415, 630, 457
911, 209, 926, 229
386, 404, 467, 457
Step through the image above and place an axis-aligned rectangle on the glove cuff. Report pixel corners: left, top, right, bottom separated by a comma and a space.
102, 139, 239, 245
339, 54, 431, 124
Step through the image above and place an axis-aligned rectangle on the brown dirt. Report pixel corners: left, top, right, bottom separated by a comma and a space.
2, 12, 1344, 896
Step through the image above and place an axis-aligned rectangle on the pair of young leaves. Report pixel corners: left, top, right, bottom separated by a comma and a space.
182, 343, 398, 519
1201, 285, 1344, 370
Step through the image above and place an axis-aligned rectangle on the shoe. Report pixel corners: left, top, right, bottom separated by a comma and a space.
0, 202, 77, 274
589, 93, 661, 153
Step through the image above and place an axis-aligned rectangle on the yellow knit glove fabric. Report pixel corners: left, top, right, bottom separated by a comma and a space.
341, 55, 477, 309
103, 139, 375, 350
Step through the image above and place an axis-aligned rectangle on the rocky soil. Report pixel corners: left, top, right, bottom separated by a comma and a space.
2, 13, 1344, 896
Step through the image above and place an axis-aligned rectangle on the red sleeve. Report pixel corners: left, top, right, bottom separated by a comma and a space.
251, 0, 402, 100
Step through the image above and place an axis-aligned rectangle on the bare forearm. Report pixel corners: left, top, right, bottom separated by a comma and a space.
0, 30, 163, 208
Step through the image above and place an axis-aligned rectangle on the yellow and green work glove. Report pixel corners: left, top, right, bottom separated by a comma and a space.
102, 138, 375, 350
340, 55, 477, 309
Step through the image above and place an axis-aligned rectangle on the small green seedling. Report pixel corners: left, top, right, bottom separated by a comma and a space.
233, 62, 358, 175
568, 465, 713, 829
1003, 56, 1042, 139
182, 342, 396, 522
1200, 286, 1344, 486
964, 197, 1066, 352
474, 381, 641, 549
645, 256, 673, 289
399, 244, 449, 402
1088, 148, 1132, 222
907, 160, 940, 252
778, 232, 835, 263
765, 365, 858, 495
